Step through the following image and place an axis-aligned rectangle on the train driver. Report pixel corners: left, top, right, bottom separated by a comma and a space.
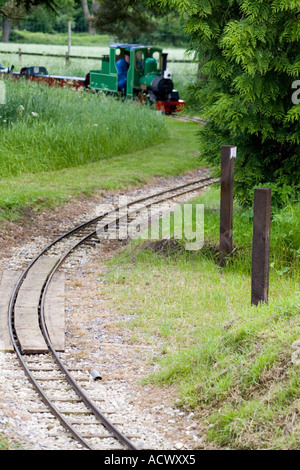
116, 50, 130, 93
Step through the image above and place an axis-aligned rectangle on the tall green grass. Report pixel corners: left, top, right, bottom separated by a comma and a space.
0, 118, 200, 221
0, 79, 167, 178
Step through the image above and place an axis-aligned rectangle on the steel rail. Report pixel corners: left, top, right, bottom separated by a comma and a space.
8, 175, 219, 450
8, 282, 96, 450
37, 175, 219, 449
40, 241, 138, 450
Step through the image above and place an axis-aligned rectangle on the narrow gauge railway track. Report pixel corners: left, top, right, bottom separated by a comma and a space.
7, 175, 218, 450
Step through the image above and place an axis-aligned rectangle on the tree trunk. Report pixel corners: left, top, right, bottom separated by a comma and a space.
81, 0, 90, 20
81, 0, 95, 35
89, 0, 99, 34
2, 17, 12, 43
88, 22, 95, 35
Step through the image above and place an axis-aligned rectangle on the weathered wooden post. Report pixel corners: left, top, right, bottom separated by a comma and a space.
251, 188, 272, 305
220, 145, 236, 266
18, 47, 22, 64
66, 21, 71, 65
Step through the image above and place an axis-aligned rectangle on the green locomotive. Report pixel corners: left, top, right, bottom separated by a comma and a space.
89, 44, 185, 113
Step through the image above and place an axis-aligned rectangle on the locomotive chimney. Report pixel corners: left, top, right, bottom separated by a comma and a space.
162, 53, 168, 74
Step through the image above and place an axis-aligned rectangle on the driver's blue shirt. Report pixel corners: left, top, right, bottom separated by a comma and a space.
116, 57, 129, 91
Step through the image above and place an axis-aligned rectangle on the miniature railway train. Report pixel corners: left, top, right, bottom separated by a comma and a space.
0, 44, 185, 114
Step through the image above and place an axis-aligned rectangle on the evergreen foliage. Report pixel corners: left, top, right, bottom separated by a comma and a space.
154, 0, 300, 205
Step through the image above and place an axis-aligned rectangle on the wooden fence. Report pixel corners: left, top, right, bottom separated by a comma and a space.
0, 48, 194, 66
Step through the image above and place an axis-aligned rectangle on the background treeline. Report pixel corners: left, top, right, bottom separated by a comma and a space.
1, 0, 188, 46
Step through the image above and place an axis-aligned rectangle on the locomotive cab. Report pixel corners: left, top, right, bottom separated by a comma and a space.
90, 44, 168, 97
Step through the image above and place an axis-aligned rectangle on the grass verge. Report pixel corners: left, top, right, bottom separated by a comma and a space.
100, 187, 300, 449
0, 106, 202, 221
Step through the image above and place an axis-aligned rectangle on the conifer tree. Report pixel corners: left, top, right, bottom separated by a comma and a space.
154, 0, 300, 205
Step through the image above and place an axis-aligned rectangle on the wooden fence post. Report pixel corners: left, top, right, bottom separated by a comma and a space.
18, 48, 22, 64
66, 21, 71, 66
251, 188, 272, 306
220, 145, 236, 266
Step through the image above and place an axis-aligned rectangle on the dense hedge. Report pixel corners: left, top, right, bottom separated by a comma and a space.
156, 0, 300, 206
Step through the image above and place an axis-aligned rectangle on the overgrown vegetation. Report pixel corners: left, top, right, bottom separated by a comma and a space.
101, 187, 300, 449
0, 78, 166, 179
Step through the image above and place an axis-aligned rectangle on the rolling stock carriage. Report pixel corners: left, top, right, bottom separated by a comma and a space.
1, 44, 185, 114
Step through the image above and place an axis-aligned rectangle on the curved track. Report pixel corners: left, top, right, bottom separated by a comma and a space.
7, 175, 218, 450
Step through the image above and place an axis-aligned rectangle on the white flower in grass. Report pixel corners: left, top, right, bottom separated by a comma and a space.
18, 105, 25, 116
31, 111, 38, 117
